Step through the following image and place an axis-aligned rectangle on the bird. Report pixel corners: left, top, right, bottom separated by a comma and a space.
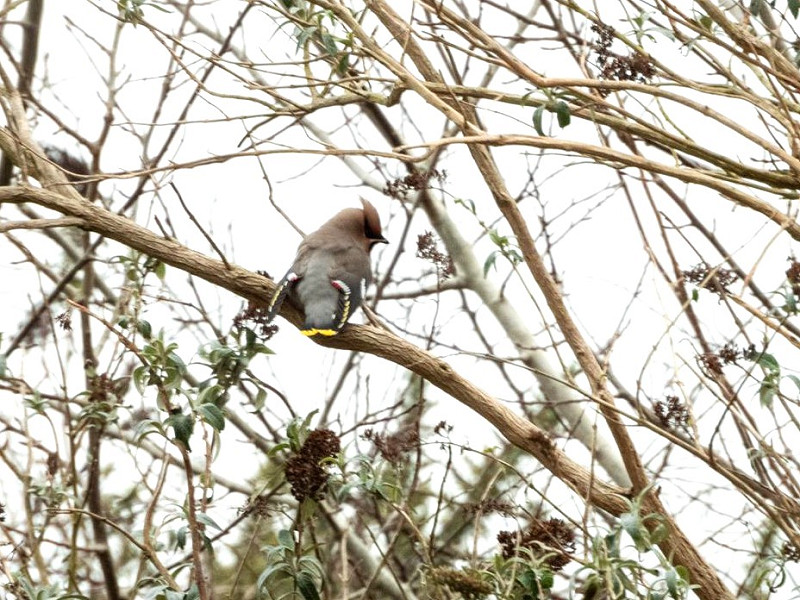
266, 199, 388, 336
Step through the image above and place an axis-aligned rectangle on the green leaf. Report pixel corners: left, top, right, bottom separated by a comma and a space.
297, 573, 321, 600
257, 562, 297, 591
665, 566, 682, 595
786, 374, 800, 392
268, 441, 291, 457
167, 412, 194, 450
651, 26, 677, 41
133, 418, 163, 442
198, 404, 226, 432
195, 512, 222, 531
554, 100, 571, 128
755, 352, 780, 374
296, 26, 316, 49
184, 584, 200, 600
244, 326, 257, 348
250, 342, 273, 356
620, 512, 643, 541
133, 365, 149, 395
175, 526, 187, 550
507, 248, 523, 265
168, 351, 187, 372
650, 521, 669, 544
196, 384, 223, 406
790, 0, 800, 18
483, 252, 498, 277
286, 410, 319, 450
300, 409, 318, 430
604, 529, 622, 556
518, 569, 540, 593
277, 529, 295, 550
254, 388, 267, 411
320, 31, 338, 55
454, 197, 477, 214
488, 228, 507, 247
335, 53, 350, 75
539, 569, 554, 589
118, 0, 145, 25
620, 511, 654, 551
532, 105, 546, 136
154, 260, 167, 280
784, 291, 798, 314
163, 367, 184, 390
759, 380, 776, 409
137, 320, 152, 340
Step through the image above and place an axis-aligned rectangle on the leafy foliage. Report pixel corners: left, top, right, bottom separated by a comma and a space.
5, 1, 800, 600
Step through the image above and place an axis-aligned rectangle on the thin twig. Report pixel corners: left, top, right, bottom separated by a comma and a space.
170, 182, 230, 269
0, 216, 83, 232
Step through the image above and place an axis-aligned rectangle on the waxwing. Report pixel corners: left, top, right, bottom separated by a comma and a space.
266, 199, 388, 336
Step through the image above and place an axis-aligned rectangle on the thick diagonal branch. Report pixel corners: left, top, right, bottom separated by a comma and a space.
0, 182, 730, 599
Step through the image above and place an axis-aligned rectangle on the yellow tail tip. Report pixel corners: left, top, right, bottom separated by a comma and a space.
301, 328, 338, 337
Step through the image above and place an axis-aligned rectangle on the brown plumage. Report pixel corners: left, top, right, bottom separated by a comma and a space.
266, 199, 388, 336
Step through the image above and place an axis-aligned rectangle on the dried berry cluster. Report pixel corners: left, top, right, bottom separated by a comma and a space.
683, 263, 738, 295
654, 395, 689, 428
718, 342, 741, 364
242, 494, 272, 519
697, 341, 755, 375
698, 352, 724, 376
464, 498, 517, 517
47, 452, 59, 478
592, 22, 614, 61
89, 372, 115, 403
787, 258, 800, 295
233, 292, 279, 340
591, 22, 654, 85
417, 231, 455, 280
783, 541, 800, 562
284, 429, 341, 501
55, 310, 72, 332
434, 420, 452, 435
429, 566, 493, 599
497, 517, 576, 571
0, 502, 5, 522
363, 427, 420, 465
383, 169, 446, 200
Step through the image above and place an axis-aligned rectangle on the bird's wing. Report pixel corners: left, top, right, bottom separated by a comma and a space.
265, 269, 300, 322
265, 244, 312, 322
325, 245, 371, 327
327, 245, 371, 293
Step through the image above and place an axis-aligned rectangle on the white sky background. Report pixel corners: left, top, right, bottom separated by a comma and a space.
2, 0, 800, 596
